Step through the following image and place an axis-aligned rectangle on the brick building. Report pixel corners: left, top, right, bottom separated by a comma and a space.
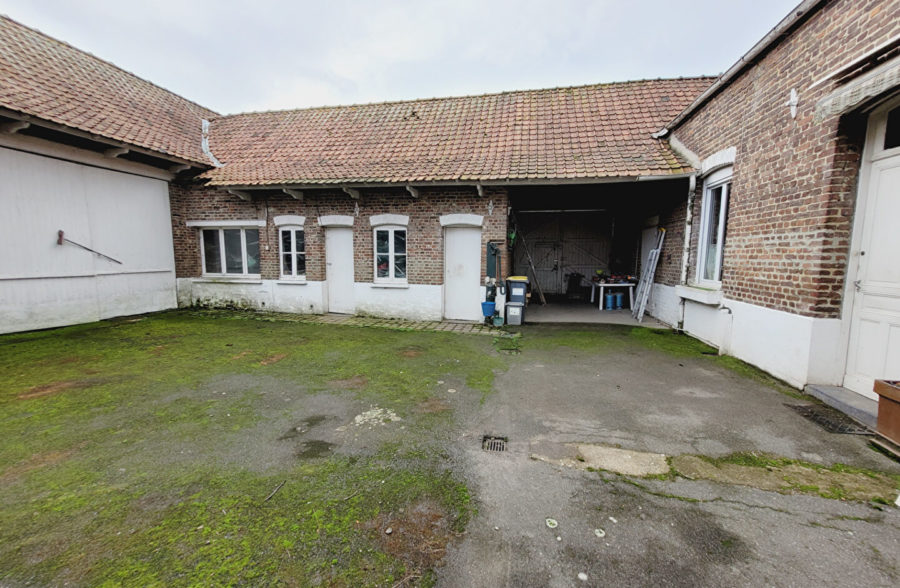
1, 0, 898, 401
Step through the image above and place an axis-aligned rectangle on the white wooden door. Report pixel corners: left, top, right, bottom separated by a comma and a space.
444, 226, 482, 321
325, 227, 355, 314
844, 103, 900, 397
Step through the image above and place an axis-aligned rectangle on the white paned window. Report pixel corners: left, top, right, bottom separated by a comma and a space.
279, 227, 306, 279
374, 226, 407, 283
696, 167, 732, 285
200, 227, 260, 276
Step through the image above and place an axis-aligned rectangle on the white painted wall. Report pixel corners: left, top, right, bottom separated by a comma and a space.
177, 279, 444, 322
674, 291, 844, 391
644, 283, 681, 326
0, 147, 176, 333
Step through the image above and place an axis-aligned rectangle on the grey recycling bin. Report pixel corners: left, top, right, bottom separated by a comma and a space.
506, 302, 524, 326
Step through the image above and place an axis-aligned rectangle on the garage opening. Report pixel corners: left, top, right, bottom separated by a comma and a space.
507, 179, 687, 325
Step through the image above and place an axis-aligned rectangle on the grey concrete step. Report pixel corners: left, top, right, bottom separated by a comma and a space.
805, 384, 877, 429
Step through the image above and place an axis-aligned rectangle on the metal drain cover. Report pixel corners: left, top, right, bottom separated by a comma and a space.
786, 404, 871, 435
482, 435, 508, 452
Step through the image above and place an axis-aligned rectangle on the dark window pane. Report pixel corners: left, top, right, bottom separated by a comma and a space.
376, 254, 390, 278
283, 253, 292, 275
224, 229, 243, 273
885, 106, 900, 150
394, 229, 406, 254
394, 254, 406, 279
295, 230, 304, 253
202, 230, 221, 273
296, 253, 306, 275
376, 230, 389, 253
281, 229, 292, 254
245, 229, 260, 274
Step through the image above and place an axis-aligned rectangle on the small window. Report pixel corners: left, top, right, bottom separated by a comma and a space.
374, 226, 407, 283
200, 227, 260, 276
279, 227, 306, 279
696, 168, 731, 285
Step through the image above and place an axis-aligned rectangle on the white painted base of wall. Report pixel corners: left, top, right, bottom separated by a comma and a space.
2, 272, 176, 334
177, 278, 448, 321
644, 283, 681, 327
675, 291, 844, 392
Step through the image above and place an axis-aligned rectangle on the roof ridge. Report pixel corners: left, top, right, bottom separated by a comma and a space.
0, 14, 219, 119
213, 75, 718, 120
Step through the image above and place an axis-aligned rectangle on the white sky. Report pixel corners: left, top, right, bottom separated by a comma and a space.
0, 0, 800, 115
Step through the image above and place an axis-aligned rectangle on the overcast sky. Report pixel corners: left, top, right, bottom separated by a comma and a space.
1, 0, 800, 114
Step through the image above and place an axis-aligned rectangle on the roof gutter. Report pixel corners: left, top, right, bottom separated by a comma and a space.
210, 173, 696, 192
652, 0, 825, 138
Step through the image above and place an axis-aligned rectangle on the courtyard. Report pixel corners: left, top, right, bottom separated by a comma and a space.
1, 311, 898, 586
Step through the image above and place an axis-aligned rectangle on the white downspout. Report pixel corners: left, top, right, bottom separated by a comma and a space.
678, 174, 696, 330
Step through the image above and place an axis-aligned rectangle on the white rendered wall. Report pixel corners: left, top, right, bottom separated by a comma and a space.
177, 279, 445, 322
0, 147, 176, 333
644, 283, 681, 326
679, 294, 844, 390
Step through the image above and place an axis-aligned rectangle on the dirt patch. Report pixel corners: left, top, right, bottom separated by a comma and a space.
398, 347, 424, 358
672, 455, 899, 502
230, 350, 252, 360
17, 380, 96, 400
295, 440, 335, 459
330, 375, 368, 389
0, 443, 86, 484
364, 499, 453, 583
415, 398, 451, 414
260, 353, 287, 366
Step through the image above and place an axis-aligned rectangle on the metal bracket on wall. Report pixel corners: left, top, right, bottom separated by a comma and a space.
57, 230, 122, 264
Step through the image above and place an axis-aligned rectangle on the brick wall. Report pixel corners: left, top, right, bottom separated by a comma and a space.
170, 183, 509, 284
671, 0, 898, 318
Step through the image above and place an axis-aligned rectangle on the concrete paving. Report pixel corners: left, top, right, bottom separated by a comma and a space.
438, 324, 900, 587
526, 302, 667, 328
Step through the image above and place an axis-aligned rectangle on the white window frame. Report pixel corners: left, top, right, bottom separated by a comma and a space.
198, 226, 261, 277
373, 225, 408, 284
278, 226, 306, 280
695, 167, 732, 286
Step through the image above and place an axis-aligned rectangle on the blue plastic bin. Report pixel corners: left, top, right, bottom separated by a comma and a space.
481, 301, 496, 317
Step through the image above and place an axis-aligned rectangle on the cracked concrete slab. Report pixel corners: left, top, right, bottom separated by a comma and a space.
531, 444, 669, 476
438, 324, 900, 587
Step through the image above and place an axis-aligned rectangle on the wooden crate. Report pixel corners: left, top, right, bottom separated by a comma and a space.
874, 380, 900, 445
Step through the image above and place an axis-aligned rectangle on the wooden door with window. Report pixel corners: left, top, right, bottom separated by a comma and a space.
844, 100, 900, 397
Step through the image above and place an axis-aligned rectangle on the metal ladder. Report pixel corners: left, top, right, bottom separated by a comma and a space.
632, 228, 665, 322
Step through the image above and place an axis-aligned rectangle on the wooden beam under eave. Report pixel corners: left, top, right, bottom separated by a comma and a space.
405, 185, 419, 198
226, 189, 252, 201
0, 121, 30, 134
342, 187, 360, 200
283, 188, 304, 201
104, 147, 129, 158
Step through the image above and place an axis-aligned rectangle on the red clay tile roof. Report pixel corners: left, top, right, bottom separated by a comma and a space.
202, 77, 714, 187
0, 16, 217, 164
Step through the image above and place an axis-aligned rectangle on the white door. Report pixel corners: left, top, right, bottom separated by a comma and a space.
844, 102, 900, 397
325, 227, 355, 314
444, 226, 482, 321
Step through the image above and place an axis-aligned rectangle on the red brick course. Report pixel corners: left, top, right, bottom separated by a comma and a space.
671, 0, 898, 318
170, 183, 509, 285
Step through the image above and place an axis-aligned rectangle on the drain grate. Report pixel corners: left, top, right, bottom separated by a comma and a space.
786, 404, 871, 435
482, 435, 508, 452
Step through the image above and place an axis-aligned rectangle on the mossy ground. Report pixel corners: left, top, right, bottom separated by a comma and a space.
1, 312, 883, 585
0, 310, 497, 586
